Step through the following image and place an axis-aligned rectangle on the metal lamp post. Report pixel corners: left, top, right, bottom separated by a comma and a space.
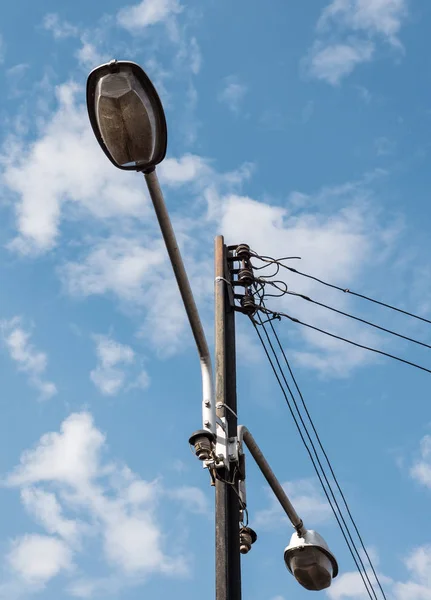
86, 60, 216, 441
86, 59, 338, 599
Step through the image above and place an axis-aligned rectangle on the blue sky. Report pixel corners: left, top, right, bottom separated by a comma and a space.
1, 0, 431, 598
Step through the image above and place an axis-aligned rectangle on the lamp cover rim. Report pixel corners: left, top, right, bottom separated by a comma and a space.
284, 544, 339, 578
86, 59, 168, 172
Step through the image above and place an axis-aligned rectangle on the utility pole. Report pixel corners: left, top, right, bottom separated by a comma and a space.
215, 235, 242, 600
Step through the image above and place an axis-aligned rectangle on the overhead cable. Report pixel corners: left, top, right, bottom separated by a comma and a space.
265, 314, 387, 600
285, 290, 431, 351
257, 305, 431, 375
250, 251, 431, 326
252, 313, 381, 600
253, 321, 377, 600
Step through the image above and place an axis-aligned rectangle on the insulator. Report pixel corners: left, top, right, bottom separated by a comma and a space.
239, 527, 257, 554
236, 244, 251, 261
188, 431, 214, 461
238, 268, 254, 287
240, 294, 257, 316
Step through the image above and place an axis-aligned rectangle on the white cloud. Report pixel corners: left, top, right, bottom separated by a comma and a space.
328, 569, 382, 598
21, 487, 82, 545
319, 0, 408, 45
75, 40, 107, 69
308, 40, 374, 85
218, 76, 248, 114
8, 534, 73, 585
307, 0, 409, 84
0, 318, 57, 400
43, 13, 78, 39
1, 82, 151, 255
1, 69, 402, 376
117, 0, 182, 32
91, 335, 134, 394
5, 412, 189, 594
394, 546, 431, 599
42, 13, 109, 70
254, 478, 331, 530
158, 154, 211, 186
6, 413, 104, 488
61, 238, 192, 356
329, 545, 431, 600
90, 334, 149, 395
214, 183, 396, 377
59, 165, 398, 374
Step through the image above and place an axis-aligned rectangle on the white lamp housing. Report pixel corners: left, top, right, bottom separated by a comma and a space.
284, 529, 338, 591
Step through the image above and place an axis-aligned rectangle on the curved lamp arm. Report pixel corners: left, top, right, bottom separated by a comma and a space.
238, 425, 305, 536
144, 169, 215, 435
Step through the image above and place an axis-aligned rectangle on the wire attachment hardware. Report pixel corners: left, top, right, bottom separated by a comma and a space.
228, 243, 257, 315
239, 526, 257, 554
189, 430, 215, 461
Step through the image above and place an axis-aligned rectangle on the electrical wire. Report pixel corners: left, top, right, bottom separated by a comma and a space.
252, 286, 386, 597
285, 290, 431, 351
252, 314, 379, 600
250, 251, 431, 326
257, 305, 431, 375
265, 314, 387, 600
211, 466, 249, 527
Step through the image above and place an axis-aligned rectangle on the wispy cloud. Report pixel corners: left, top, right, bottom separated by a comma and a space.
4, 412, 191, 594
8, 534, 73, 587
318, 0, 408, 46
90, 334, 149, 396
0, 66, 407, 377
254, 478, 332, 530
43, 13, 78, 39
328, 544, 431, 599
2, 82, 151, 255
308, 39, 374, 85
0, 318, 57, 400
375, 136, 396, 156
218, 76, 248, 114
328, 568, 392, 598
305, 0, 409, 85
117, 0, 183, 32
75, 40, 108, 70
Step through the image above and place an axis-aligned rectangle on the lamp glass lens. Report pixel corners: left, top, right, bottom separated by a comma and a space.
95, 69, 157, 168
289, 548, 333, 591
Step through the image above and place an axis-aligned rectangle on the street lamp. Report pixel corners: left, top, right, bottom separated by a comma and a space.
284, 530, 338, 591
86, 60, 215, 442
86, 59, 339, 599
238, 426, 338, 592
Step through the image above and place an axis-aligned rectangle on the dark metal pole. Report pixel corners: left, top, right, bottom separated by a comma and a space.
215, 235, 241, 600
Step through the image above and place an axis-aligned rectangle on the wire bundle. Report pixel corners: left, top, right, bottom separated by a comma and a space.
249, 251, 431, 375
240, 249, 431, 599
251, 301, 386, 600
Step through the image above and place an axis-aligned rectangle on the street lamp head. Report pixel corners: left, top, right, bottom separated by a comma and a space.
284, 529, 338, 591
86, 60, 167, 172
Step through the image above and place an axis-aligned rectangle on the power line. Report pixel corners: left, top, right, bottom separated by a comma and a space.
250, 251, 431, 326
257, 305, 431, 375
252, 314, 380, 600
285, 290, 431, 351
252, 318, 377, 599
266, 315, 387, 600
